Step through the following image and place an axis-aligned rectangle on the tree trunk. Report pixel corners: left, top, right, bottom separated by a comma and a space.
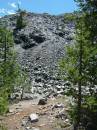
77, 21, 83, 130
4, 33, 7, 62
74, 18, 83, 130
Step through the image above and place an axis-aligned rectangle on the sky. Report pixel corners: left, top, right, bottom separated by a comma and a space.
0, 0, 78, 17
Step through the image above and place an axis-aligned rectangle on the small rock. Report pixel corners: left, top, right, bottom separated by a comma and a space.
32, 127, 40, 130
53, 103, 64, 109
21, 120, 27, 126
56, 85, 62, 91
38, 98, 47, 105
57, 90, 64, 95
55, 113, 66, 120
35, 78, 42, 83
29, 113, 39, 122
26, 126, 30, 130
9, 108, 15, 113
65, 119, 69, 122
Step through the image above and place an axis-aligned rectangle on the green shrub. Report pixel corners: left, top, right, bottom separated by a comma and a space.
0, 125, 7, 130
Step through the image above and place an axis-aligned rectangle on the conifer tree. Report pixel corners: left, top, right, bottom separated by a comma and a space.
0, 27, 28, 114
0, 28, 17, 114
59, 15, 88, 129
59, 1, 97, 129
16, 9, 26, 30
74, 1, 97, 129
0, 28, 18, 93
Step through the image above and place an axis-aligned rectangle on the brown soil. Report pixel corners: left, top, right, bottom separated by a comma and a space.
0, 96, 71, 130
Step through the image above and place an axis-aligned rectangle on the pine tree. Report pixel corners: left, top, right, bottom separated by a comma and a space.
16, 9, 26, 30
0, 27, 28, 114
59, 1, 97, 129
59, 15, 88, 129
0, 28, 15, 113
0, 28, 17, 92
74, 1, 97, 129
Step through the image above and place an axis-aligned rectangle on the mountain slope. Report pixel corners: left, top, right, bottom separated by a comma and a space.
0, 12, 75, 97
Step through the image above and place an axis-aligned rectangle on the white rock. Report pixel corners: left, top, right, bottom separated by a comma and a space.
32, 127, 40, 130
65, 119, 69, 122
26, 127, 30, 130
29, 113, 39, 122
9, 108, 14, 113
54, 103, 64, 108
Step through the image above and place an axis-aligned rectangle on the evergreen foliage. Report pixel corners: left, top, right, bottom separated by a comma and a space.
0, 27, 29, 114
16, 10, 26, 30
0, 28, 18, 114
64, 13, 77, 23
60, 1, 97, 129
0, 28, 19, 94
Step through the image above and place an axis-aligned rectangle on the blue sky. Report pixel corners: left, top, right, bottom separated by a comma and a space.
0, 0, 77, 17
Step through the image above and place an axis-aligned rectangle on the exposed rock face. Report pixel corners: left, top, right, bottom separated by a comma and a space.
0, 12, 75, 97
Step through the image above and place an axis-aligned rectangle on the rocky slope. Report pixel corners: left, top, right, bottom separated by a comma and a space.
0, 12, 75, 98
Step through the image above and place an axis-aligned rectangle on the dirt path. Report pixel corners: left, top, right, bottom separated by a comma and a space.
0, 96, 72, 130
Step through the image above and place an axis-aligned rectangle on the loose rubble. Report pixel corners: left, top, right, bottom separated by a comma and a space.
0, 12, 75, 98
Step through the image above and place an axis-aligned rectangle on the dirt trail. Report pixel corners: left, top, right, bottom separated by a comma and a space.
0, 96, 72, 130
